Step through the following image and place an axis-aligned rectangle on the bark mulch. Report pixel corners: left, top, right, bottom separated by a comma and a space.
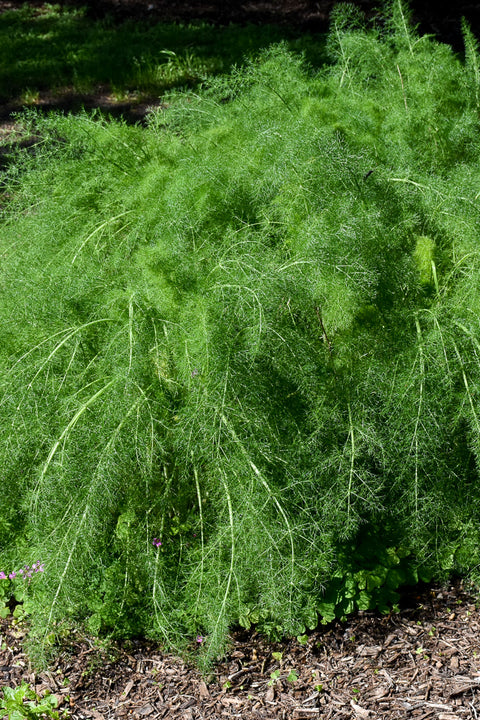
2, 580, 480, 719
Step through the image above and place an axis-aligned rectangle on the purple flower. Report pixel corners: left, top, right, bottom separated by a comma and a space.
196, 635, 204, 644
0, 562, 44, 582
152, 538, 162, 547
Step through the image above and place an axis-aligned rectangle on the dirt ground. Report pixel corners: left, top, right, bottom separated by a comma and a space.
2, 579, 480, 719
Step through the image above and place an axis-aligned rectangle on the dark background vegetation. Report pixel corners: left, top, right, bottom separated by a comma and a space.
1, 0, 480, 50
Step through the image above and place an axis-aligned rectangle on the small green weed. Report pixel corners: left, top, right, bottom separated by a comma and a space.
268, 670, 281, 686
0, 563, 44, 619
316, 541, 429, 625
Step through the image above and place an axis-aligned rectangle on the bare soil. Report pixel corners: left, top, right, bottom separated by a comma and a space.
2, 580, 480, 719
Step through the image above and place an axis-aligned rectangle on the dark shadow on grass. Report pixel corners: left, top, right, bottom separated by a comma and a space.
1, 0, 479, 127
0, 88, 167, 124
0, 4, 328, 117
1, 0, 479, 126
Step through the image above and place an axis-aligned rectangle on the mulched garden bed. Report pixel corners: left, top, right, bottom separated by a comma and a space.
2, 4, 480, 719
2, 579, 480, 719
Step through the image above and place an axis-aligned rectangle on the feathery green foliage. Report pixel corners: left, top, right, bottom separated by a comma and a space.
2, 0, 480, 667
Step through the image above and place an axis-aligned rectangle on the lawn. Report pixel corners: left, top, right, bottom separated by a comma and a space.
0, 3, 326, 103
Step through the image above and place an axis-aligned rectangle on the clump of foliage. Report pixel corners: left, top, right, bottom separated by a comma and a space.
2, 0, 480, 667
0, 682, 64, 720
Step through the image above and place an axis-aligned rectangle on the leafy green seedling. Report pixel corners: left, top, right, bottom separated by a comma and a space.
0, 682, 65, 720
268, 670, 281, 686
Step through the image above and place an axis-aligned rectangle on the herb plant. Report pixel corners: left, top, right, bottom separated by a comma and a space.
1, 0, 480, 667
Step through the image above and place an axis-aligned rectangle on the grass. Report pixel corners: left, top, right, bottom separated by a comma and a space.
0, 4, 327, 103
2, 0, 480, 670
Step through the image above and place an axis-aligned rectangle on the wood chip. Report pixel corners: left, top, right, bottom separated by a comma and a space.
350, 700, 371, 717
356, 645, 382, 657
122, 680, 135, 697
198, 680, 210, 699
134, 703, 154, 716
265, 686, 275, 703
1, 578, 480, 720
